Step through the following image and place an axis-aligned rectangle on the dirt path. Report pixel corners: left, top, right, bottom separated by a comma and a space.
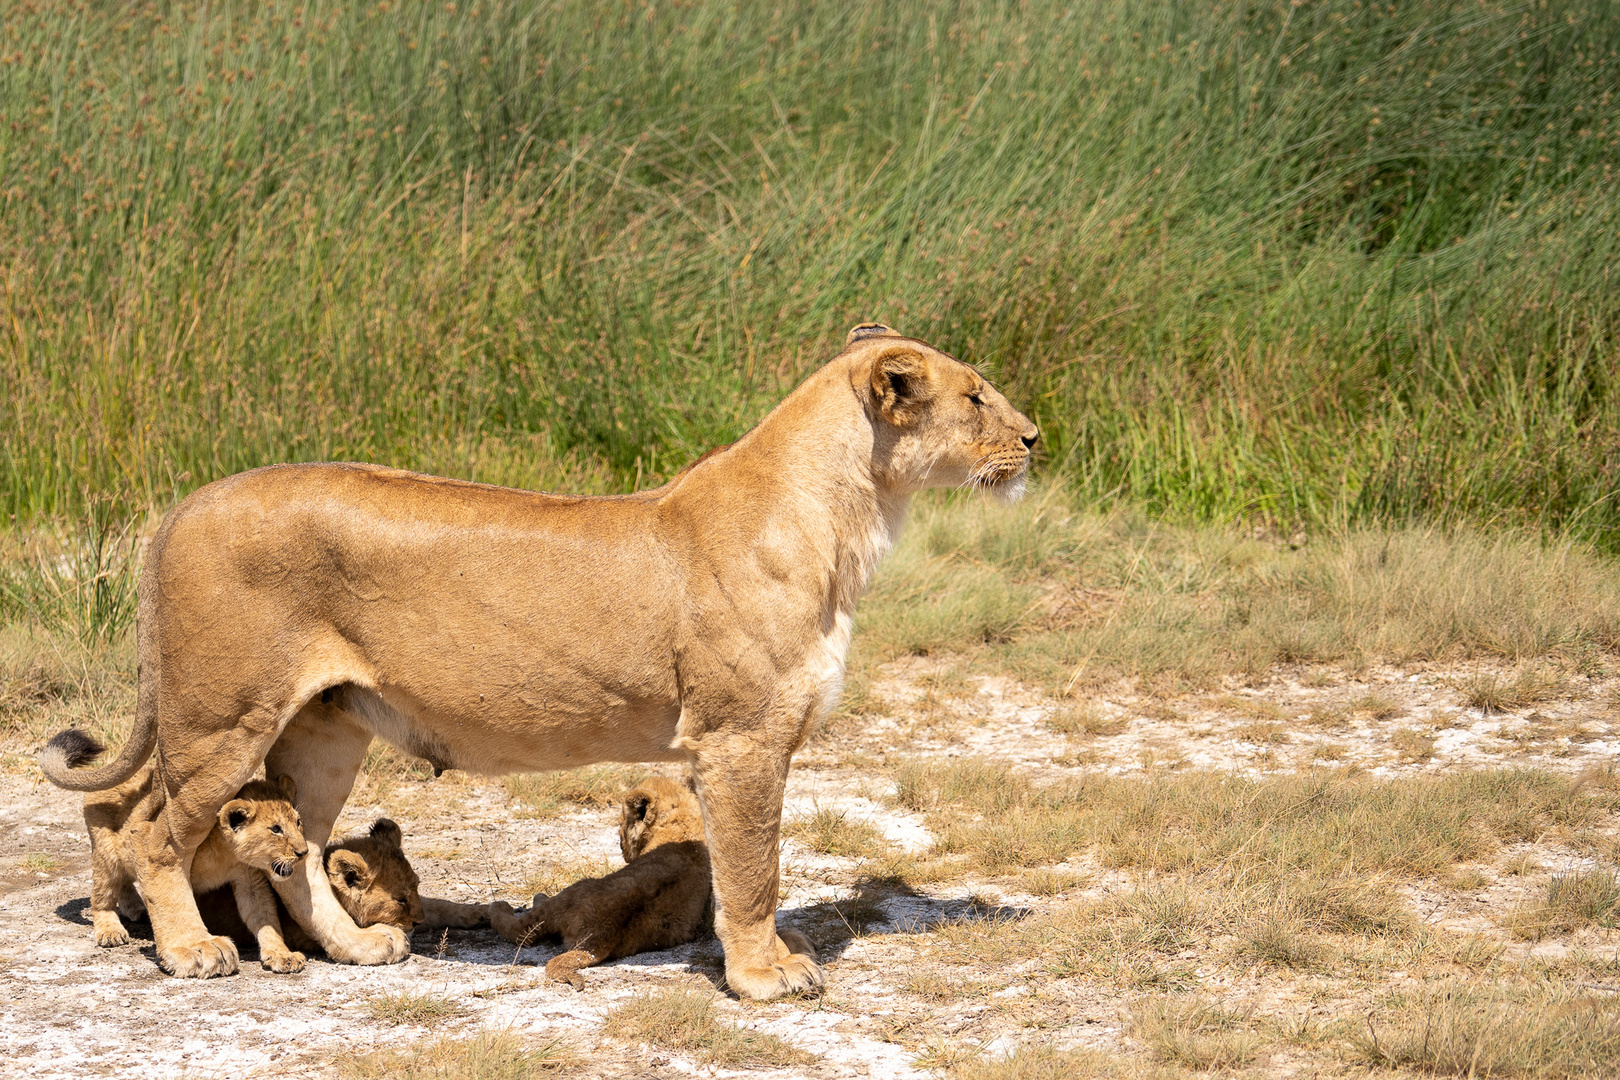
3, 658, 1617, 1078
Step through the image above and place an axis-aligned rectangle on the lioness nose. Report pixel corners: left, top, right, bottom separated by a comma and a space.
1021, 428, 1038, 450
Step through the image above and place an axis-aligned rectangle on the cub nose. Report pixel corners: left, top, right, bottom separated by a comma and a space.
294, 848, 309, 861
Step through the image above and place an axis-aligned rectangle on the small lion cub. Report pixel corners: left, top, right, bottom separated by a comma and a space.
489, 775, 712, 988
68, 731, 312, 973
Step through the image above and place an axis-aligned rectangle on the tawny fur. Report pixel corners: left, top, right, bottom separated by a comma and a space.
79, 753, 309, 975
37, 325, 1036, 995
489, 776, 713, 988
201, 817, 486, 953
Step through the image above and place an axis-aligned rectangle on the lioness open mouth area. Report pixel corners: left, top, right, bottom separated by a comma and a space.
5, 498, 1620, 1079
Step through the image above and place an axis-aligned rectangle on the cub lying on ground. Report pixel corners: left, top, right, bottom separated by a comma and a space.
202, 817, 488, 953
62, 730, 309, 974
490, 775, 743, 988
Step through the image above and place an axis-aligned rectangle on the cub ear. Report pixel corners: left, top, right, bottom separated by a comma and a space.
368, 818, 403, 848
868, 346, 932, 426
274, 774, 298, 803
328, 848, 370, 890
845, 322, 901, 347
220, 800, 252, 832
624, 790, 654, 824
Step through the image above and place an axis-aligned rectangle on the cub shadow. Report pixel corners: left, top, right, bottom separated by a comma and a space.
55, 896, 156, 943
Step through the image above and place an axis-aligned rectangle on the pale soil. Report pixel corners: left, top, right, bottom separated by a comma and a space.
2, 657, 1617, 1079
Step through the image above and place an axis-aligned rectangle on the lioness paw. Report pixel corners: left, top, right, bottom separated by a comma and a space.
262, 949, 306, 974
726, 932, 823, 1000
158, 934, 240, 979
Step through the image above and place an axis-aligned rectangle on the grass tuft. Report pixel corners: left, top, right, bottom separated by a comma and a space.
1506, 865, 1620, 941
336, 1031, 573, 1079
363, 991, 469, 1026
1129, 995, 1262, 1070
602, 987, 815, 1068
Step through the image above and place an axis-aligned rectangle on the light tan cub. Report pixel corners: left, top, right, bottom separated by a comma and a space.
489, 776, 722, 989
66, 730, 309, 974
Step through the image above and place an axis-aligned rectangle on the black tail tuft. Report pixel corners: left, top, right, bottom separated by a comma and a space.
46, 728, 106, 769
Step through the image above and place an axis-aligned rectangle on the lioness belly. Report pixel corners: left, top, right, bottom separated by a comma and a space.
330, 683, 683, 775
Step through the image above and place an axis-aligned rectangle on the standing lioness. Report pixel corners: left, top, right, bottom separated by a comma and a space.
40, 325, 1036, 997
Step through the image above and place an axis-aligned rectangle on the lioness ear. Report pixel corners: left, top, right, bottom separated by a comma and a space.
845, 322, 901, 347
275, 774, 298, 803
329, 849, 369, 890
868, 347, 932, 426
221, 801, 252, 831
369, 818, 403, 848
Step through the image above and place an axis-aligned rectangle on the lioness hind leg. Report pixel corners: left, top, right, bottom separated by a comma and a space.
264, 706, 409, 966
687, 730, 822, 1000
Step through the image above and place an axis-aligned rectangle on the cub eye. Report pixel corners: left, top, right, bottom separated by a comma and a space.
270, 825, 283, 834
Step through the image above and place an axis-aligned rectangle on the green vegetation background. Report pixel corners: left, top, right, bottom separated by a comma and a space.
4, 0, 1618, 544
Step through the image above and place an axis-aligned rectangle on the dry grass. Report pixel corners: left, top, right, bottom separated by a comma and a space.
1129, 995, 1263, 1070
1351, 983, 1620, 1078
601, 987, 815, 1068
783, 807, 889, 858
1047, 704, 1128, 738
946, 1045, 1157, 1080
1392, 728, 1437, 762
1505, 865, 1620, 941
1454, 665, 1573, 715
891, 758, 1606, 882
335, 1031, 574, 1079
519, 856, 617, 901
502, 765, 650, 818
363, 991, 469, 1026
1350, 692, 1408, 721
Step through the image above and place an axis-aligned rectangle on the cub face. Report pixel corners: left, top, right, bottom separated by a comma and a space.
326, 818, 425, 932
849, 323, 1038, 501
217, 774, 309, 879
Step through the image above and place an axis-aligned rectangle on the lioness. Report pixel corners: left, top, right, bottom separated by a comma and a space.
40, 324, 1035, 996
61, 728, 310, 974
490, 775, 715, 988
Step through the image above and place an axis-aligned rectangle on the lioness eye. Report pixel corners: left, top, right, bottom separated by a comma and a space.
968, 392, 984, 405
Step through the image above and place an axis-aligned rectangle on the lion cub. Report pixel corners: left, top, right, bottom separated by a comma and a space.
69, 729, 310, 974
489, 776, 711, 988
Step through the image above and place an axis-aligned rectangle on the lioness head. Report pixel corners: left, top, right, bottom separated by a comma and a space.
326, 818, 425, 932
217, 774, 309, 880
619, 775, 705, 861
845, 323, 1038, 501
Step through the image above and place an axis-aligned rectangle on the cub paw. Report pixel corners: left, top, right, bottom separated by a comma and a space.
158, 934, 240, 979
92, 926, 130, 948
262, 949, 306, 974
328, 922, 410, 966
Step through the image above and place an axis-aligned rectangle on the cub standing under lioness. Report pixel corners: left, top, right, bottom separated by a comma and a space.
56, 729, 310, 973
489, 776, 716, 988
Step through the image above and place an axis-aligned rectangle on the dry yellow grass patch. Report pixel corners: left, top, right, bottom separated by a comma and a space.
336, 1031, 573, 1078
503, 764, 650, 818
783, 806, 890, 857
602, 987, 815, 1068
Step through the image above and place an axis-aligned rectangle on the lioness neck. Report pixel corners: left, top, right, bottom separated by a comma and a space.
667, 356, 908, 613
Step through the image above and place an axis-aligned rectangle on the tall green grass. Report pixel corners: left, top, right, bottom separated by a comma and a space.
4, 1, 1619, 544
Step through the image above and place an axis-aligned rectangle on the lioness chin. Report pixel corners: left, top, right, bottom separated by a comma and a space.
41, 323, 1035, 996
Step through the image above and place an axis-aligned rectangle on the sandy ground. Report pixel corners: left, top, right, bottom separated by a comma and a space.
2, 658, 1617, 1078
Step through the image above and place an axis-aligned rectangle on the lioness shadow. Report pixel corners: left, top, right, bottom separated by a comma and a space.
55, 896, 156, 944
781, 875, 1030, 967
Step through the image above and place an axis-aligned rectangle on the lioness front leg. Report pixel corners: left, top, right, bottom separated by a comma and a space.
264, 706, 409, 965
688, 732, 821, 999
